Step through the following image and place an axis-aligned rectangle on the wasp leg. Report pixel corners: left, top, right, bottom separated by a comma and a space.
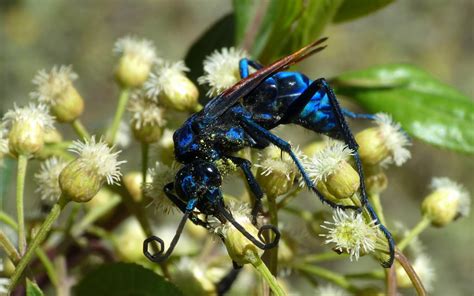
164, 182, 209, 228
239, 58, 264, 79
342, 108, 375, 120
237, 115, 357, 211
215, 267, 242, 296
226, 156, 264, 224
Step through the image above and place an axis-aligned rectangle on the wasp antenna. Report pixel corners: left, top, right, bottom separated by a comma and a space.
143, 211, 191, 263
218, 204, 280, 250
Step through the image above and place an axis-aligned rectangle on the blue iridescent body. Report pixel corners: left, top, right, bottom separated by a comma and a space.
143, 38, 394, 270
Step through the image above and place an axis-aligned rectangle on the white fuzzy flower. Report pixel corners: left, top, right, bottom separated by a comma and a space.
128, 91, 166, 129
115, 120, 132, 148
30, 65, 78, 105
35, 157, 69, 202
374, 113, 411, 166
320, 209, 378, 261
144, 61, 189, 99
208, 201, 253, 236
305, 141, 353, 184
256, 144, 304, 181
315, 285, 349, 296
3, 103, 55, 131
114, 36, 157, 65
68, 136, 126, 185
198, 47, 248, 96
0, 125, 9, 155
145, 161, 180, 214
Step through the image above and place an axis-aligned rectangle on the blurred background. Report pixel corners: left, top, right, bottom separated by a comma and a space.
0, 0, 472, 295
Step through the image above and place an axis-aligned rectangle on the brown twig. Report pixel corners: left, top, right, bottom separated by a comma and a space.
395, 249, 427, 296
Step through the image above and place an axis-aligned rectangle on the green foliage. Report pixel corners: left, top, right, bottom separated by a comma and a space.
73, 263, 183, 296
333, 0, 395, 23
26, 279, 44, 296
334, 64, 474, 153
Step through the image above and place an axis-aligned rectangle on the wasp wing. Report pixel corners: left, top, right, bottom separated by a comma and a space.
199, 37, 328, 121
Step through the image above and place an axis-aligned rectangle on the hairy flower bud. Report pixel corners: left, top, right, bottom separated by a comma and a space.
145, 61, 199, 112
3, 104, 54, 156
128, 91, 165, 143
114, 36, 157, 88
31, 65, 84, 122
356, 113, 410, 167
421, 177, 470, 227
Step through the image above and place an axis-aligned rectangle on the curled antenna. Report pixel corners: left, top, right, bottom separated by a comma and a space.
143, 211, 191, 263
218, 204, 280, 250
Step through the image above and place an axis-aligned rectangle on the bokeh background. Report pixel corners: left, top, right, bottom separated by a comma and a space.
1, 0, 472, 295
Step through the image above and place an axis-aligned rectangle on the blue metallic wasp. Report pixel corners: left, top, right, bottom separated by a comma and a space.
143, 37, 395, 268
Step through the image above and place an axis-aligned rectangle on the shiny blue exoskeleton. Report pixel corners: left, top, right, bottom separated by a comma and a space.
143, 38, 395, 271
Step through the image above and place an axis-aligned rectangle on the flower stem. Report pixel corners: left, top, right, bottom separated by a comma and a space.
8, 196, 69, 292
0, 211, 59, 287
16, 154, 28, 255
369, 193, 386, 225
397, 216, 431, 251
108, 88, 130, 145
266, 195, 279, 276
303, 252, 348, 263
141, 142, 149, 186
251, 254, 285, 296
293, 263, 356, 292
0, 229, 21, 264
71, 118, 90, 140
386, 264, 397, 296
395, 249, 427, 296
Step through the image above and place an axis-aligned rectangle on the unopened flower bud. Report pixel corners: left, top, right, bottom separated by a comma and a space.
114, 219, 146, 262
306, 142, 360, 200
210, 203, 263, 265
123, 171, 145, 203
114, 36, 157, 88
256, 145, 302, 198
59, 137, 125, 203
302, 140, 327, 157
145, 61, 199, 112
128, 91, 165, 143
43, 127, 63, 144
356, 113, 411, 167
198, 47, 248, 97
30, 65, 84, 122
3, 104, 55, 156
421, 177, 470, 227
364, 166, 388, 195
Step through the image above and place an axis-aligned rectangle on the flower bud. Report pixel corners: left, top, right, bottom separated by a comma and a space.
356, 113, 411, 167
43, 127, 63, 144
364, 166, 388, 195
306, 142, 360, 200
3, 104, 55, 156
114, 36, 157, 88
421, 177, 470, 227
145, 161, 179, 213
256, 145, 301, 198
123, 171, 145, 203
114, 219, 146, 262
35, 157, 68, 204
30, 65, 84, 122
128, 91, 165, 143
145, 61, 199, 112
60, 137, 125, 203
198, 47, 248, 97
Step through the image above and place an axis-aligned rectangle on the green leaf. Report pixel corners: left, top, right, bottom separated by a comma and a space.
333, 0, 395, 23
335, 64, 474, 154
233, 0, 342, 63
184, 13, 235, 99
26, 279, 44, 296
73, 263, 183, 296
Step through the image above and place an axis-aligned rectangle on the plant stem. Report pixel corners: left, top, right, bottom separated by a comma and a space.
71, 118, 90, 140
108, 88, 130, 145
0, 211, 59, 287
251, 254, 285, 296
0, 229, 21, 264
395, 249, 427, 296
16, 154, 28, 255
369, 193, 386, 225
266, 195, 279, 276
8, 196, 69, 292
141, 142, 149, 186
303, 251, 348, 263
386, 264, 397, 296
397, 216, 431, 251
293, 264, 356, 292
345, 270, 384, 279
